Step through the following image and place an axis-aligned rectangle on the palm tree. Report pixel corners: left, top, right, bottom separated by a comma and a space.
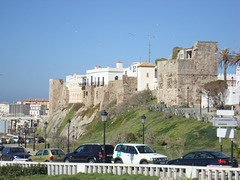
231, 47, 240, 66
218, 48, 234, 82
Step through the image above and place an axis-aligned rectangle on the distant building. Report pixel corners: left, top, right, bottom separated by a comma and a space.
22, 98, 49, 115
9, 102, 30, 116
0, 102, 10, 116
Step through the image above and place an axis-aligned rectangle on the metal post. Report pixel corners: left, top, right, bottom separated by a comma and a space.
33, 129, 35, 151
231, 138, 233, 166
208, 89, 210, 112
103, 121, 106, 163
142, 124, 144, 144
44, 126, 47, 149
200, 91, 202, 120
18, 127, 20, 146
67, 125, 70, 153
24, 128, 26, 148
187, 87, 189, 108
220, 137, 222, 152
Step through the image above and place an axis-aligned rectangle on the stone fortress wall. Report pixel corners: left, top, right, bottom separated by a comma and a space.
49, 41, 218, 115
157, 41, 218, 107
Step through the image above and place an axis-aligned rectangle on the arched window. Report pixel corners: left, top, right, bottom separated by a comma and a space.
115, 76, 118, 80
146, 73, 149, 78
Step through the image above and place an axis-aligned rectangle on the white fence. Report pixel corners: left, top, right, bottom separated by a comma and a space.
1, 161, 240, 179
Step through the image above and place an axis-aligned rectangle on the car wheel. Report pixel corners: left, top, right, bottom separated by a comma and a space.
141, 160, 148, 164
10, 157, 14, 161
28, 159, 32, 162
115, 160, 123, 164
64, 159, 70, 163
88, 159, 95, 163
45, 160, 49, 162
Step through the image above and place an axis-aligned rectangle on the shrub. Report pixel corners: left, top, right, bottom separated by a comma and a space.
0, 164, 47, 179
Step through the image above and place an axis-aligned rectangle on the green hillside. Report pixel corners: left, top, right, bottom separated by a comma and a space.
74, 100, 239, 160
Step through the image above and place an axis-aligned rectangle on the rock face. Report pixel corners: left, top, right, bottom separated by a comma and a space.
157, 41, 218, 107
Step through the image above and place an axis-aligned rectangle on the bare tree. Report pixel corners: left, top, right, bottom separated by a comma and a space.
203, 80, 228, 106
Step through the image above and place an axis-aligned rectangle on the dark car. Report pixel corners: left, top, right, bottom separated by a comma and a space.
0, 145, 4, 151
64, 143, 114, 163
0, 147, 31, 161
167, 150, 238, 167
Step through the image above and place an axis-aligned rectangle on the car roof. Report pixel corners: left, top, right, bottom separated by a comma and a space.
116, 143, 147, 146
82, 143, 112, 145
187, 150, 221, 153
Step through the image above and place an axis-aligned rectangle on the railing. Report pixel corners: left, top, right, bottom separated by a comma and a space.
1, 161, 240, 179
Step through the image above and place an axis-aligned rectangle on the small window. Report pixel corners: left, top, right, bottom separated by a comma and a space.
43, 150, 49, 155
36, 150, 43, 156
146, 83, 149, 88
115, 76, 118, 80
146, 73, 149, 78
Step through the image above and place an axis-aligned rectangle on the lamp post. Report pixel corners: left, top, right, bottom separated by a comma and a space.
200, 91, 202, 120
67, 119, 71, 153
44, 122, 48, 148
187, 87, 189, 108
141, 114, 146, 144
72, 126, 75, 150
101, 110, 108, 163
33, 124, 37, 151
24, 126, 28, 148
17, 126, 21, 146
207, 89, 210, 112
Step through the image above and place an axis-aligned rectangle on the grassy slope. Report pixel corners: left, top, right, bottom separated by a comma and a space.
75, 100, 239, 159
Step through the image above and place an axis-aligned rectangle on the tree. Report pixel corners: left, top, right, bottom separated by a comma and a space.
218, 48, 234, 82
203, 80, 228, 107
231, 47, 240, 66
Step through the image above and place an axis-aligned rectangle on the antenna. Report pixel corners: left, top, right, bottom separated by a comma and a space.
149, 40, 151, 63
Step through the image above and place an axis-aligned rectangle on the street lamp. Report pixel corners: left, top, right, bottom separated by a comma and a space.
207, 89, 210, 112
72, 126, 75, 150
33, 124, 37, 151
187, 87, 189, 108
200, 91, 202, 119
24, 126, 28, 148
141, 114, 146, 144
101, 110, 108, 163
44, 122, 48, 148
17, 126, 21, 146
67, 119, 71, 153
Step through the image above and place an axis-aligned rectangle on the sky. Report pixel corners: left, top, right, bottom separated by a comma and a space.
0, 0, 240, 103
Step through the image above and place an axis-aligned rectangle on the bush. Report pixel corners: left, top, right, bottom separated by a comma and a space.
0, 164, 47, 179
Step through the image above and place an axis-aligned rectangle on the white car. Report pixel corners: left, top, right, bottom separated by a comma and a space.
112, 143, 168, 165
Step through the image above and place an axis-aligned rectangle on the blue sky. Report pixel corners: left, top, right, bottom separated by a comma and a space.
0, 0, 239, 103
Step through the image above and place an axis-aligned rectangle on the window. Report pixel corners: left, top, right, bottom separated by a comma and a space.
146, 83, 149, 88
146, 73, 149, 78
115, 76, 118, 80
43, 150, 49, 155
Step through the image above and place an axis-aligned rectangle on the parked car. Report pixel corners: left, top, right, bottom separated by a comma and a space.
112, 143, 168, 165
28, 148, 65, 162
0, 145, 5, 152
6, 138, 15, 144
0, 147, 31, 161
64, 143, 114, 163
167, 150, 238, 167
0, 138, 7, 144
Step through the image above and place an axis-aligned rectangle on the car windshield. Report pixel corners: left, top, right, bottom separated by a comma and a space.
136, 145, 154, 153
211, 151, 229, 158
11, 148, 25, 153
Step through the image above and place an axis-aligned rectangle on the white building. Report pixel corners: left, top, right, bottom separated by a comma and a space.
137, 62, 157, 91
29, 104, 46, 117
0, 102, 10, 116
218, 67, 240, 105
86, 61, 124, 86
